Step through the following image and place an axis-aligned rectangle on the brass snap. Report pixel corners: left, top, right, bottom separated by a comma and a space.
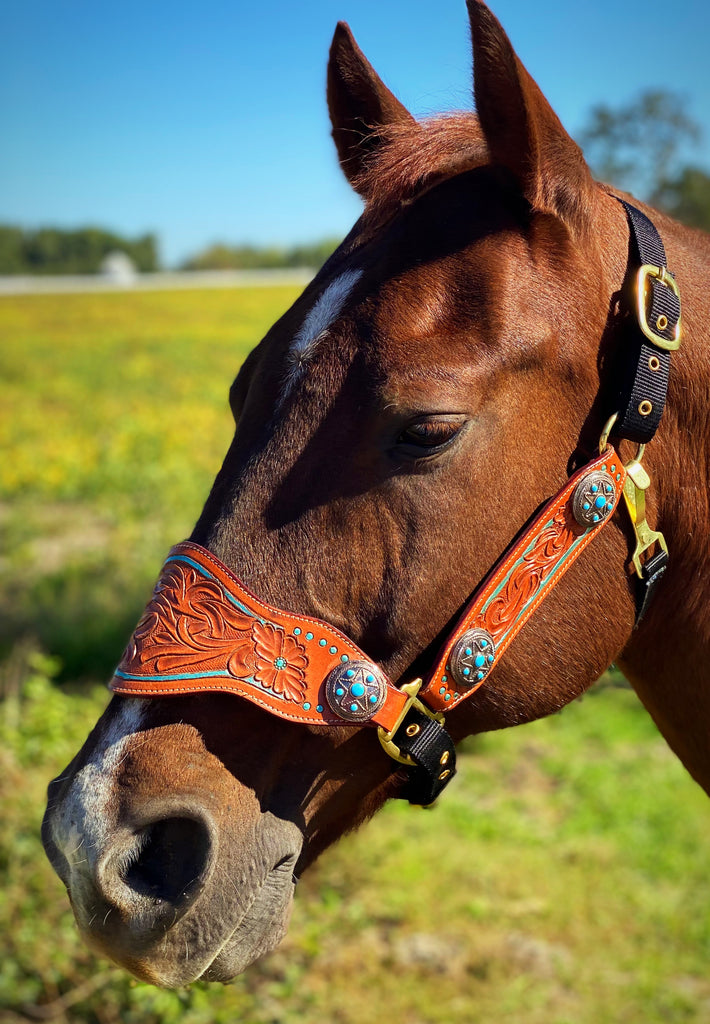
406, 723, 421, 738
648, 356, 660, 372
656, 314, 669, 332
440, 751, 450, 766
638, 400, 653, 416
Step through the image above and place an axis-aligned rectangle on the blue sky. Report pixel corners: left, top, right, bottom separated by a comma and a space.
2, 0, 709, 266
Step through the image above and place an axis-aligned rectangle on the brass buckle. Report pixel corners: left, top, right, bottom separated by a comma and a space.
636, 264, 681, 351
377, 678, 445, 767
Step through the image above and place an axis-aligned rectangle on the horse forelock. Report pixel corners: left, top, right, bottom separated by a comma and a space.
354, 113, 489, 227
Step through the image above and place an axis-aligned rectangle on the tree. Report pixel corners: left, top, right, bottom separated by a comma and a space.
654, 166, 710, 233
579, 90, 699, 203
180, 238, 341, 272
0, 226, 159, 275
0, 226, 24, 274
578, 90, 710, 231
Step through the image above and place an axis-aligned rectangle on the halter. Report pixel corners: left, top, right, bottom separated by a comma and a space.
110, 198, 681, 806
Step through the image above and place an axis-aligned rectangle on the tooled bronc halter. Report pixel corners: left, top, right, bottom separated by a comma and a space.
110, 199, 681, 806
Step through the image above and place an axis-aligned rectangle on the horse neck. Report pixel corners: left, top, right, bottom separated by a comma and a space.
616, 210, 710, 793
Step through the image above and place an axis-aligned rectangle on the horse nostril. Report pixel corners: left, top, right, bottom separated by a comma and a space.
123, 816, 213, 908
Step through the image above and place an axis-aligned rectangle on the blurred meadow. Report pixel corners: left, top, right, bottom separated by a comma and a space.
2, 287, 710, 1023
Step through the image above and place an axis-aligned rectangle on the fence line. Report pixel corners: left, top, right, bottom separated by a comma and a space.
0, 268, 315, 296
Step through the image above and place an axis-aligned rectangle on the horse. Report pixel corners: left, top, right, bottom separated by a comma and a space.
42, 0, 710, 988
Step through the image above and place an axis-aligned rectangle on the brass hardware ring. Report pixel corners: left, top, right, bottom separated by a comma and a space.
598, 412, 619, 454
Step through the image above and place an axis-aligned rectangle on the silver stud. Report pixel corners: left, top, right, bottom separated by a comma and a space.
572, 470, 616, 527
449, 628, 496, 690
325, 660, 387, 722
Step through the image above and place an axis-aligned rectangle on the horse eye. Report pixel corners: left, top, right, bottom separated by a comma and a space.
395, 417, 465, 457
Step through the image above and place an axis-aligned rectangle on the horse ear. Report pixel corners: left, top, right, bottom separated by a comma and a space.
467, 0, 593, 233
328, 22, 415, 195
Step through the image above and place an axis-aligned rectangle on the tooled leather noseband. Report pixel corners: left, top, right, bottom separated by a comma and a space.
110, 199, 681, 805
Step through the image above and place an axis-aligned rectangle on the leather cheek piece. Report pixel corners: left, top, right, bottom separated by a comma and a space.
420, 447, 627, 711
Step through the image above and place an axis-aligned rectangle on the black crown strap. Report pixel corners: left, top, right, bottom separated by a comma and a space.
613, 198, 680, 444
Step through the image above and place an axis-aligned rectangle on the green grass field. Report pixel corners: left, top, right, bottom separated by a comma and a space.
2, 289, 710, 1024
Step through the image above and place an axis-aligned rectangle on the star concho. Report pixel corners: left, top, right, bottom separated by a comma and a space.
449, 628, 496, 691
572, 470, 617, 527
325, 660, 387, 722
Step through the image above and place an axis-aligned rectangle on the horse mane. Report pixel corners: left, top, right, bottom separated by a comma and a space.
354, 113, 489, 225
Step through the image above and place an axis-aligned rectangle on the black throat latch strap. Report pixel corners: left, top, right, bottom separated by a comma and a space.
610, 197, 681, 620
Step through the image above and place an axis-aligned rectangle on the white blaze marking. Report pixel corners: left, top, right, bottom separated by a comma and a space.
283, 268, 363, 396
53, 699, 147, 873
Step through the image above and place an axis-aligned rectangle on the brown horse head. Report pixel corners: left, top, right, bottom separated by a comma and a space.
43, 0, 707, 987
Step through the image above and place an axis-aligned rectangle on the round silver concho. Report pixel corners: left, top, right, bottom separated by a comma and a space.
572, 470, 617, 528
449, 628, 496, 690
325, 660, 387, 723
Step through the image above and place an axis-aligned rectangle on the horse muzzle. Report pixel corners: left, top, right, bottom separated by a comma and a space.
41, 701, 303, 986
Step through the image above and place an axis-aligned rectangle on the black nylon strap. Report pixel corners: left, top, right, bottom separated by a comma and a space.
393, 706, 457, 805
635, 548, 669, 625
614, 199, 680, 444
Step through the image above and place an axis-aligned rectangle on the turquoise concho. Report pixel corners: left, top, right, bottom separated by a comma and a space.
449, 628, 496, 690
572, 470, 617, 527
325, 660, 387, 722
